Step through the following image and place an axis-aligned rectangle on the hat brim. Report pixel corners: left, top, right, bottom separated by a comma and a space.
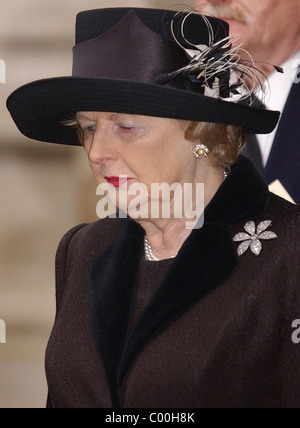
7, 76, 280, 146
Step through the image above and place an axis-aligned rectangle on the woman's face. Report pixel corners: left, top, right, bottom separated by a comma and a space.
76, 112, 202, 215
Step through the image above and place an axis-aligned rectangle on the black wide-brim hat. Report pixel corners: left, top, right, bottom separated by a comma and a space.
7, 8, 280, 146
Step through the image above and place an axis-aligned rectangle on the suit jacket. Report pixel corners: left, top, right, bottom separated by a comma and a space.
244, 82, 300, 204
46, 156, 300, 408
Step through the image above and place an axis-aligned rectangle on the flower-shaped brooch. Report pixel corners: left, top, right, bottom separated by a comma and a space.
233, 220, 278, 257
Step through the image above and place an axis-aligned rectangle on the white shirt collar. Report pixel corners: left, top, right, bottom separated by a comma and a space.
264, 49, 300, 112
256, 50, 300, 166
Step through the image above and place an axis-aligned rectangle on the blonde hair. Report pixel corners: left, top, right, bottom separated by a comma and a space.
184, 121, 246, 169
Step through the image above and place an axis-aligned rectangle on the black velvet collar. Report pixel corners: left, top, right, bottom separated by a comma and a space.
88, 155, 270, 408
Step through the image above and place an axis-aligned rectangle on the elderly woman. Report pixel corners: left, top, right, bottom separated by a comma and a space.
7, 8, 300, 409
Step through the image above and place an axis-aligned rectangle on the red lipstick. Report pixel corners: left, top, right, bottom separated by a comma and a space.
105, 176, 130, 188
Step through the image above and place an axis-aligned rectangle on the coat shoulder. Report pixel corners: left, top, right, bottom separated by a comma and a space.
56, 217, 119, 275
233, 193, 300, 270
60, 217, 118, 249
266, 193, 300, 235
255, 194, 300, 281
54, 217, 119, 311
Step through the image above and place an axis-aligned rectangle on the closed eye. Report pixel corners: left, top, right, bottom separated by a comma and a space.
120, 125, 135, 132
116, 124, 147, 138
84, 125, 96, 133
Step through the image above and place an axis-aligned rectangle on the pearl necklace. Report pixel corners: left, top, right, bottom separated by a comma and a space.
144, 169, 229, 261
144, 235, 177, 262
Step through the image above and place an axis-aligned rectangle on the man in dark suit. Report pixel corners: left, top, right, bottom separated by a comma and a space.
194, 0, 300, 204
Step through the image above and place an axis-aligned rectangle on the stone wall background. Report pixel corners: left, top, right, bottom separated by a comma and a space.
0, 0, 183, 408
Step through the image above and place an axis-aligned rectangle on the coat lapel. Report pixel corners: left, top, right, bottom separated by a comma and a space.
264, 82, 300, 203
88, 155, 270, 408
88, 218, 144, 408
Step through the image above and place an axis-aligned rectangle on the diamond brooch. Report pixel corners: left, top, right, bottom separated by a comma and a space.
233, 220, 278, 257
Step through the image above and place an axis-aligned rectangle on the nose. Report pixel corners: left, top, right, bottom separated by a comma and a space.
87, 130, 119, 166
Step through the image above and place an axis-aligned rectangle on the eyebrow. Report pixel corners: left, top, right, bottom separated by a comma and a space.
76, 112, 142, 120
111, 113, 142, 122
76, 113, 95, 121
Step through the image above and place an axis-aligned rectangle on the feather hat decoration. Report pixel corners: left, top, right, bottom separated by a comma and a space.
155, 11, 282, 105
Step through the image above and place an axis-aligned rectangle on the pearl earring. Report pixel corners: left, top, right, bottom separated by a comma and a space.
192, 144, 209, 159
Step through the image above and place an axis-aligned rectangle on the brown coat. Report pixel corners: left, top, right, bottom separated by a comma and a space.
46, 156, 300, 408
